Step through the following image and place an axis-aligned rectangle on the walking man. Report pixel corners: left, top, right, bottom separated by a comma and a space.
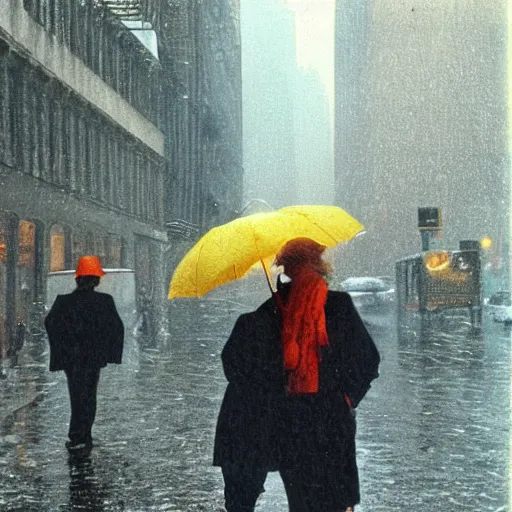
45, 255, 124, 453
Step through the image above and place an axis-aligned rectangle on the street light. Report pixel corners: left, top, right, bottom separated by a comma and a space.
480, 236, 492, 250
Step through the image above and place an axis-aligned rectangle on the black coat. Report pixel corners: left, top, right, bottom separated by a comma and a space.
213, 291, 380, 502
44, 289, 124, 372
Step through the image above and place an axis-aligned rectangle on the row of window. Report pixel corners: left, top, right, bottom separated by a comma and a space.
0, 50, 165, 226
22, 0, 164, 129
0, 211, 124, 359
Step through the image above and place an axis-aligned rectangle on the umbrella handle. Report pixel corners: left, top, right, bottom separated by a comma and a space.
259, 258, 275, 294
260, 258, 283, 312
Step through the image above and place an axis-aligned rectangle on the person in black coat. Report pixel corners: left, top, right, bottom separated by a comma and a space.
213, 238, 380, 512
45, 256, 124, 452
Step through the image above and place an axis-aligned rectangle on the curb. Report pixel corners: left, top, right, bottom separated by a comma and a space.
0, 348, 49, 428
0, 390, 44, 428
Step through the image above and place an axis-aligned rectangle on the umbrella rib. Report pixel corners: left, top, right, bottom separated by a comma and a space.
170, 206, 363, 299
291, 210, 356, 243
195, 241, 206, 295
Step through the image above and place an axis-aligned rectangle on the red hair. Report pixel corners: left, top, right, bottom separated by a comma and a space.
275, 238, 330, 394
276, 238, 331, 278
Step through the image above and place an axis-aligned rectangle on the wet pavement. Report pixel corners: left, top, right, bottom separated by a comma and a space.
0, 279, 510, 511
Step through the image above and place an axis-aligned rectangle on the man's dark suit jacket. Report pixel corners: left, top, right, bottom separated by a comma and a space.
44, 289, 124, 372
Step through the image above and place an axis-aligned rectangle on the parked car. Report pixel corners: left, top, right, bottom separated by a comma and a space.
339, 276, 395, 311
484, 291, 512, 324
376, 275, 396, 290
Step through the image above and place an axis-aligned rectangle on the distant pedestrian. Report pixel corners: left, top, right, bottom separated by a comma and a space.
213, 238, 380, 511
45, 256, 124, 453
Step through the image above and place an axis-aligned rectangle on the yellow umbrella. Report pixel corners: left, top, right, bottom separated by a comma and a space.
168, 205, 364, 299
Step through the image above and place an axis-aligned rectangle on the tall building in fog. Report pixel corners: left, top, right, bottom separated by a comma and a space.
334, 2, 509, 277
241, 1, 334, 208
240, 0, 298, 208
294, 69, 334, 204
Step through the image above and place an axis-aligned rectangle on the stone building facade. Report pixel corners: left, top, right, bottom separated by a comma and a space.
162, 0, 243, 235
0, 0, 243, 358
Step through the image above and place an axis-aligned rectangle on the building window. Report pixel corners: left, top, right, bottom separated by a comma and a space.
94, 234, 107, 265
50, 224, 65, 272
16, 219, 37, 325
72, 233, 86, 268
105, 234, 122, 268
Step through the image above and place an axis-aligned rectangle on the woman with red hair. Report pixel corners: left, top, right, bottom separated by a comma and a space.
214, 238, 380, 511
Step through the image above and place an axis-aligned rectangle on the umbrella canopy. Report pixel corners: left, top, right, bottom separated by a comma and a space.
168, 205, 364, 299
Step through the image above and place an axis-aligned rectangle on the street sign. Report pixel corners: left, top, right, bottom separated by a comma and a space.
418, 207, 442, 230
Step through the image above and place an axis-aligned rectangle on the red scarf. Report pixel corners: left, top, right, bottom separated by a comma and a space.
279, 265, 329, 394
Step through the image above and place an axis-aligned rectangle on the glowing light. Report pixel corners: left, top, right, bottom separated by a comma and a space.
480, 236, 492, 250
424, 251, 450, 272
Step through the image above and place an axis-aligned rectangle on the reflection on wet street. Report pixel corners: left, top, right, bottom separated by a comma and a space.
360, 312, 509, 511
0, 279, 509, 511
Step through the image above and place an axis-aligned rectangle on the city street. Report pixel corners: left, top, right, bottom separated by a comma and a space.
0, 278, 509, 511
0, 3, 509, 512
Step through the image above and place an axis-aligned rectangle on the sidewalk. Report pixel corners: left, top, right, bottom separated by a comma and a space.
0, 340, 49, 427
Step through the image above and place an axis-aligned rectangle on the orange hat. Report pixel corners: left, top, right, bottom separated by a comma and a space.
75, 255, 106, 277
